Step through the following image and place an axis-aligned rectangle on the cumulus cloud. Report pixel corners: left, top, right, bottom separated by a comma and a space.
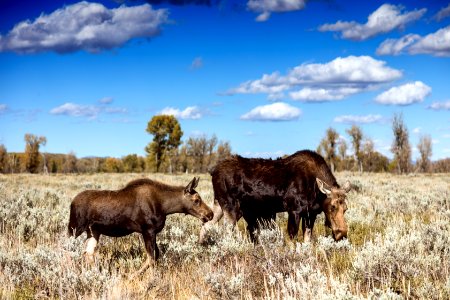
319, 4, 426, 41
376, 34, 420, 55
50, 101, 127, 119
334, 114, 383, 124
408, 26, 450, 57
227, 56, 402, 102
0, 2, 168, 54
289, 87, 362, 101
50, 103, 99, 118
240, 102, 301, 121
377, 25, 450, 57
375, 81, 431, 105
159, 106, 203, 119
247, 0, 305, 22
434, 4, 450, 21
428, 100, 450, 110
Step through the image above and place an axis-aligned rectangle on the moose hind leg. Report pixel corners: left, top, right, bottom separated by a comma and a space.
85, 229, 100, 261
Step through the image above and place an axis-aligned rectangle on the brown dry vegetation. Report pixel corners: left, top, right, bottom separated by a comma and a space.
0, 172, 449, 299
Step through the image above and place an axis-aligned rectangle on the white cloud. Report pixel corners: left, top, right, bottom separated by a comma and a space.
412, 127, 422, 134
428, 100, 450, 110
290, 87, 362, 101
190, 57, 203, 70
50, 102, 127, 119
377, 25, 450, 57
227, 56, 402, 102
319, 4, 426, 41
409, 25, 450, 57
375, 81, 431, 105
0, 104, 8, 114
376, 34, 420, 55
227, 72, 289, 97
0, 2, 168, 54
240, 102, 301, 121
247, 0, 305, 22
159, 106, 203, 120
434, 4, 450, 21
334, 114, 383, 124
50, 103, 99, 118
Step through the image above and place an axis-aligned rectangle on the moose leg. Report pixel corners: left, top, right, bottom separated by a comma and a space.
135, 230, 158, 275
243, 215, 258, 243
301, 213, 317, 243
85, 228, 100, 261
287, 211, 301, 240
199, 199, 224, 244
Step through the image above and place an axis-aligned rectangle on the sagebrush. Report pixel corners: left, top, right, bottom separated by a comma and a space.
0, 172, 448, 299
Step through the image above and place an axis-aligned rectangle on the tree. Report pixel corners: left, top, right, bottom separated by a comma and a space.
145, 115, 183, 172
206, 134, 218, 170
346, 125, 363, 172
186, 135, 208, 173
317, 127, 339, 172
24, 134, 47, 173
417, 134, 432, 173
103, 157, 124, 173
63, 152, 78, 173
216, 141, 232, 162
391, 113, 411, 174
122, 154, 145, 173
0, 144, 7, 173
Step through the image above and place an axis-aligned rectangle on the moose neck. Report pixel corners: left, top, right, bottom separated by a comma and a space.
159, 187, 187, 215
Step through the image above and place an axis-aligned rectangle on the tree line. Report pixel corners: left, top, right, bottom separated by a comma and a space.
316, 113, 449, 173
0, 113, 448, 174
0, 115, 232, 174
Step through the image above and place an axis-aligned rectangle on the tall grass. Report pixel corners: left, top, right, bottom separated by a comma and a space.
0, 172, 449, 299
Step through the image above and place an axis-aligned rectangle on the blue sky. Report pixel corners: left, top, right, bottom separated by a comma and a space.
1, 0, 449, 160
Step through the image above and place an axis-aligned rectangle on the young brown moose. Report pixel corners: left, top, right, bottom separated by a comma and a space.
68, 177, 213, 267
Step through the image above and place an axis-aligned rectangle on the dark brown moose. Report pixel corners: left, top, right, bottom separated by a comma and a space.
69, 177, 213, 268
200, 150, 351, 243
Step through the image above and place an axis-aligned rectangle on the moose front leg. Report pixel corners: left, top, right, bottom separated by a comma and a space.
287, 211, 300, 240
301, 213, 317, 243
134, 230, 158, 276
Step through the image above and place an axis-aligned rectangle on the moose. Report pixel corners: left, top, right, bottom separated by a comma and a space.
200, 150, 351, 243
68, 177, 213, 269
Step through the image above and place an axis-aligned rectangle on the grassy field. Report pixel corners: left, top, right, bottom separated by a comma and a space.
0, 172, 449, 299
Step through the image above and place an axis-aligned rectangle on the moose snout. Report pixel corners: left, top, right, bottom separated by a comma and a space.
203, 211, 214, 223
332, 226, 348, 241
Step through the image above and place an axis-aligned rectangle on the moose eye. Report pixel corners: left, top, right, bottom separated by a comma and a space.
330, 205, 337, 212
194, 198, 200, 205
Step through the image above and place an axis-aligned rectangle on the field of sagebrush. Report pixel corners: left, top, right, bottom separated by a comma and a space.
0, 172, 449, 299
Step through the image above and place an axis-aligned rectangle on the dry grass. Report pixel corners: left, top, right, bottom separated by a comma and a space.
0, 172, 449, 299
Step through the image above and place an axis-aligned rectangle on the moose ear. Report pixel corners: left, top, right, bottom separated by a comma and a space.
185, 177, 196, 193
316, 178, 331, 196
193, 177, 200, 189
342, 180, 351, 193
